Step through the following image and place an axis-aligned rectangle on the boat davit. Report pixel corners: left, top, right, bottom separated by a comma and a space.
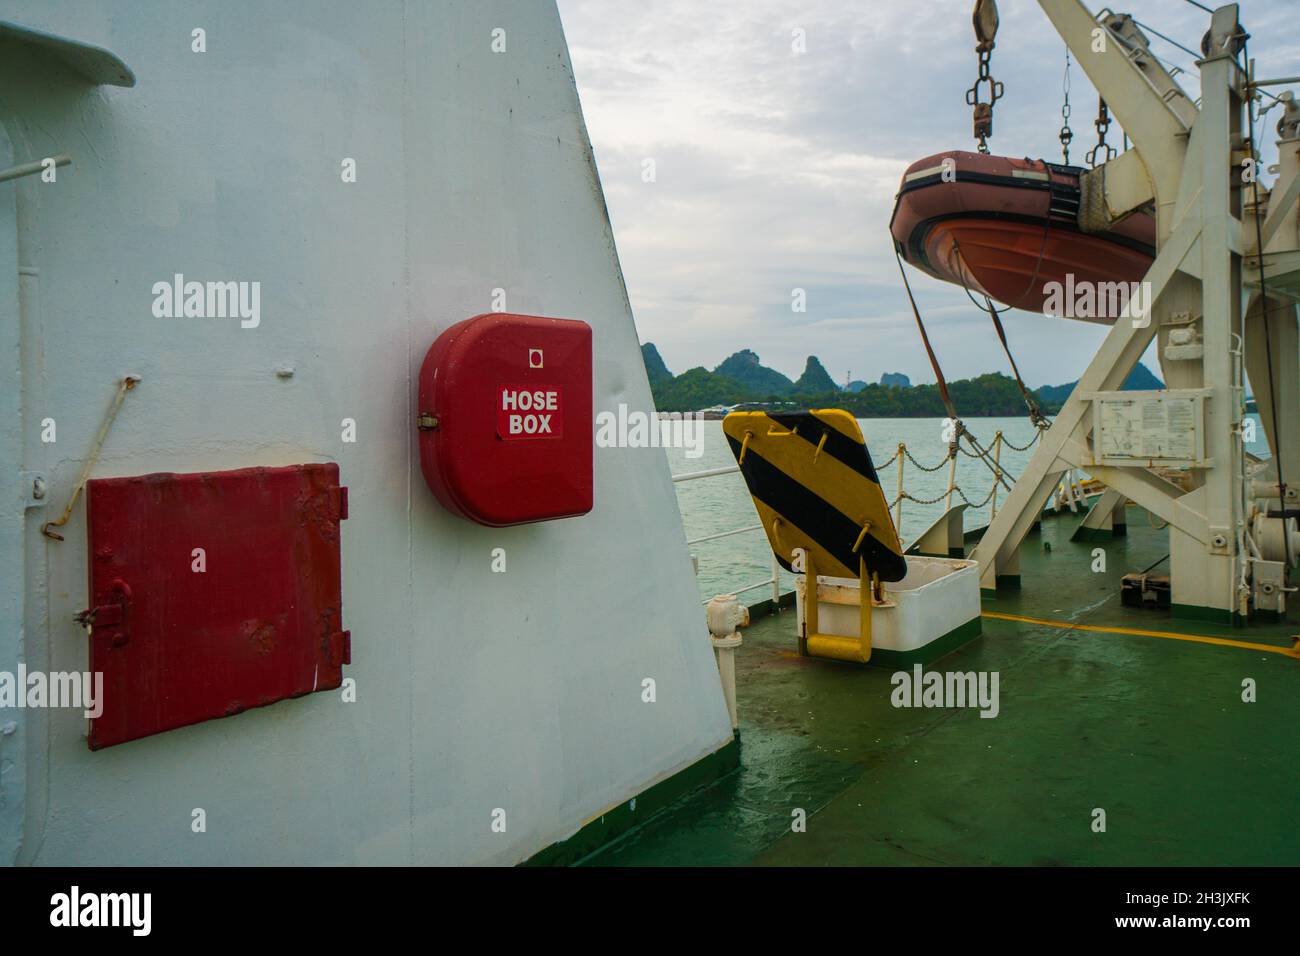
889, 150, 1156, 321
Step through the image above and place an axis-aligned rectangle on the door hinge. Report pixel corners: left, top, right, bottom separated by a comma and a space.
328, 630, 352, 667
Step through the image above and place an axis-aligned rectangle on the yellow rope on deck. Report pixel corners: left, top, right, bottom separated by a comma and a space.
981, 610, 1300, 658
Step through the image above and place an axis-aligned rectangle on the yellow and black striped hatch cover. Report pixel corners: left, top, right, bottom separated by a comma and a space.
723, 409, 906, 582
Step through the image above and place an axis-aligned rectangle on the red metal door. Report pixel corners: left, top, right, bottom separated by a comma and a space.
82, 464, 349, 749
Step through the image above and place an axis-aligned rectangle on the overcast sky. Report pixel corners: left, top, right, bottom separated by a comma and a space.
555, 0, 1300, 388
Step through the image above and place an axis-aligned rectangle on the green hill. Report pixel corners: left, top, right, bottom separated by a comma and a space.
1035, 362, 1164, 410
640, 343, 673, 385
794, 356, 838, 394
651, 367, 748, 410
714, 349, 795, 397
637, 346, 1128, 418
645, 361, 1050, 419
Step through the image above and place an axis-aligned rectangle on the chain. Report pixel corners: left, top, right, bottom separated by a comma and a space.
966, 0, 1003, 154
896, 483, 998, 510
897, 489, 951, 507
894, 431, 1039, 471
903, 446, 953, 473
953, 482, 998, 510
999, 429, 1043, 452
1059, 49, 1074, 165
1086, 98, 1117, 168
886, 421, 1043, 514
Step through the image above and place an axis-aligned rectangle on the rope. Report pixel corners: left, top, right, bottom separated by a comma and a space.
896, 249, 1025, 498
1131, 18, 1204, 63
961, 431, 1015, 493
983, 295, 1050, 426
1140, 553, 1170, 574
951, 230, 1048, 310
949, 232, 1052, 429
1243, 39, 1291, 564
896, 248, 1003, 490
896, 250, 1010, 493
896, 251, 962, 426
42, 376, 141, 541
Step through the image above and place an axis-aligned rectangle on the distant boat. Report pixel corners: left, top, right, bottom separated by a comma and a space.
890, 150, 1155, 321
698, 405, 737, 420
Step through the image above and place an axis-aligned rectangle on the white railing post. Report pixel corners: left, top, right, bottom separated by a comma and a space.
895, 443, 906, 532
990, 430, 1003, 521
944, 447, 958, 513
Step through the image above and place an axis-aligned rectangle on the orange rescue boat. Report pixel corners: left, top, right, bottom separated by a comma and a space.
889, 150, 1156, 322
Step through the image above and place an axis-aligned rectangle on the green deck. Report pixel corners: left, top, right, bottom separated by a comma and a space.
582, 507, 1300, 866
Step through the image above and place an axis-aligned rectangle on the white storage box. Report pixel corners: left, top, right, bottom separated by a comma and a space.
794, 555, 982, 667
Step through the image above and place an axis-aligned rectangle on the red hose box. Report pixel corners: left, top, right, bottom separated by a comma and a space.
418, 313, 593, 526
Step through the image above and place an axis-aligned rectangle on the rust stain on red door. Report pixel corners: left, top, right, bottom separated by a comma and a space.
83, 463, 349, 749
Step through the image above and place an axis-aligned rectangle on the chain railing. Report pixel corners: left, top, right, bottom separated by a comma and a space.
893, 428, 1026, 532
673, 425, 1053, 606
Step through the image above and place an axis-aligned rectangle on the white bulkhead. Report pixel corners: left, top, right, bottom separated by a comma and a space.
0, 1, 732, 865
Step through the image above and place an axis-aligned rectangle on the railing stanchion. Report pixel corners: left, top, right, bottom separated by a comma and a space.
944, 447, 958, 514
895, 442, 906, 533
990, 430, 1003, 521
771, 551, 780, 605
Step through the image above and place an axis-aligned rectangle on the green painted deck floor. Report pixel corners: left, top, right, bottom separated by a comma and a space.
586, 509, 1300, 865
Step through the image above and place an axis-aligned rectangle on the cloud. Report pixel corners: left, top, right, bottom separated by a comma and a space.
557, 0, 1300, 388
